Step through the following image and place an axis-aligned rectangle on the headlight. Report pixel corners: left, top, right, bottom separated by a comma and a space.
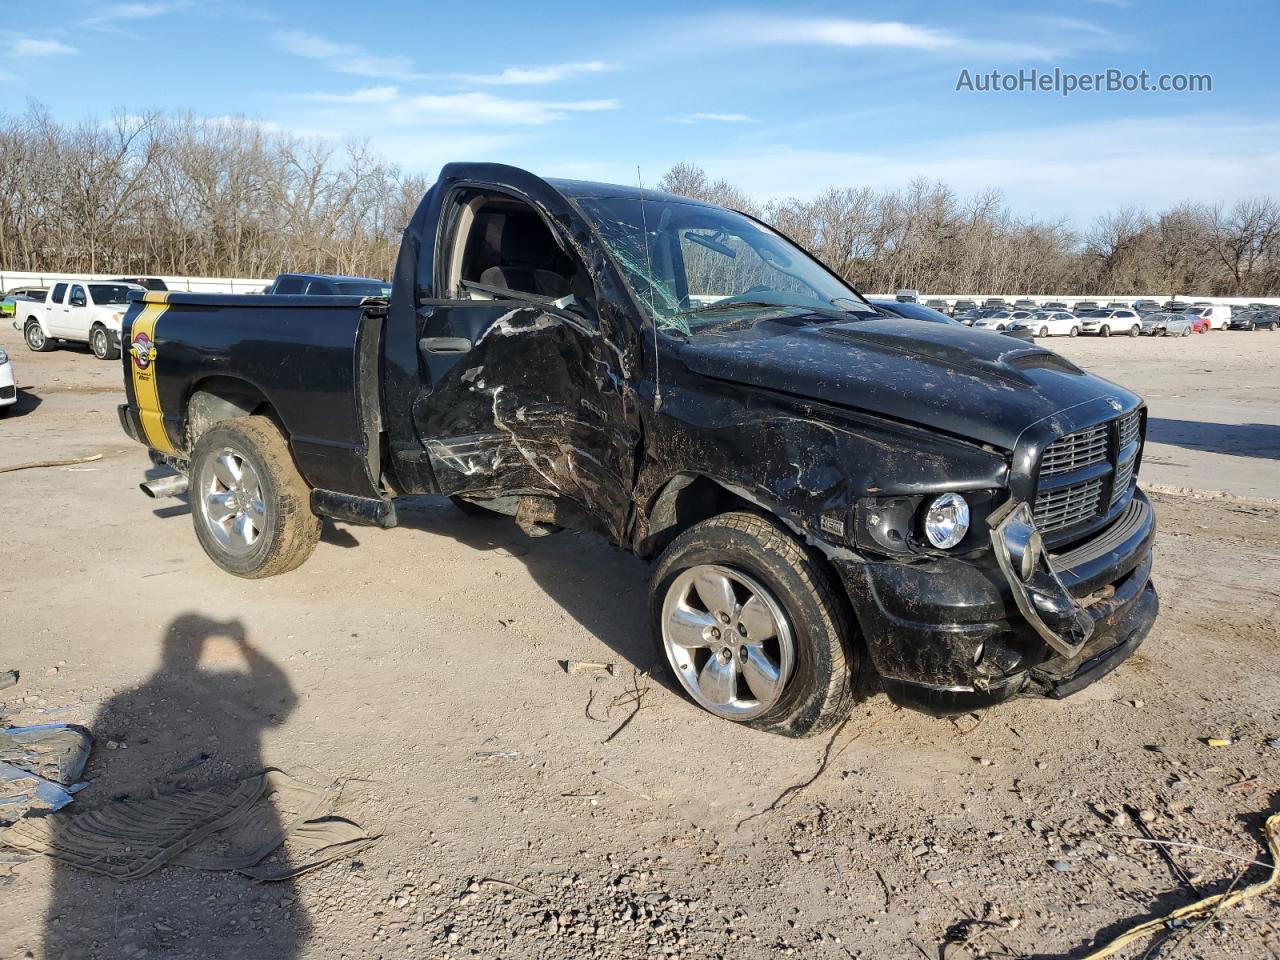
923, 493, 970, 548
0, 347, 8, 364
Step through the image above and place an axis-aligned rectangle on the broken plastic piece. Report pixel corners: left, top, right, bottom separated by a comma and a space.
0, 760, 81, 819
560, 660, 617, 676
0, 724, 93, 784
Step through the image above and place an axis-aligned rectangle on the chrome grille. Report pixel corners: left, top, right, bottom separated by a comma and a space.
1040, 424, 1108, 476
1034, 477, 1106, 532
1118, 411, 1141, 450
1111, 455, 1136, 507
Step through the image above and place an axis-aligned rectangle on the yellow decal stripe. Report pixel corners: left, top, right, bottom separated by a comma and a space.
128, 293, 174, 454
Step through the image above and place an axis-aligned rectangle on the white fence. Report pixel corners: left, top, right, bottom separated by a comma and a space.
871, 293, 1280, 308
1, 271, 270, 295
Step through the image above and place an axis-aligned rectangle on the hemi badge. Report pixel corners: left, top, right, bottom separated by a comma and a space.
820, 515, 846, 538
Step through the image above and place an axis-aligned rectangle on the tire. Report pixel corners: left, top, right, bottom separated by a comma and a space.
1099, 325, 1110, 338
1128, 325, 1140, 337
1181, 326, 1190, 337
189, 416, 321, 578
1069, 327, 1079, 337
995, 324, 1005, 331
24, 320, 54, 352
90, 325, 120, 360
651, 511, 857, 738
1039, 327, 1048, 337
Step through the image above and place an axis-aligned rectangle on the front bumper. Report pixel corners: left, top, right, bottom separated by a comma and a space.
0, 361, 15, 406
834, 488, 1157, 713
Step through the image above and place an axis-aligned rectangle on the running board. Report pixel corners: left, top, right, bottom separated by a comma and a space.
310, 489, 398, 528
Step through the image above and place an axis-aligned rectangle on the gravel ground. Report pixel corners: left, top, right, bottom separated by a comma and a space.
1, 327, 1278, 960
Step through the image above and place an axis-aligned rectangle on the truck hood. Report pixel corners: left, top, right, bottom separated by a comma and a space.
675, 315, 1139, 450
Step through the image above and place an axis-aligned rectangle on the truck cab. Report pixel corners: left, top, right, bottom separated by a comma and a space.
117, 163, 1159, 738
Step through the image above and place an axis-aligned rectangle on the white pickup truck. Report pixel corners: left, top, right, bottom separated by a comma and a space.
13, 280, 143, 360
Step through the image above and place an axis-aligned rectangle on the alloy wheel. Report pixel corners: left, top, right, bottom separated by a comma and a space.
661, 564, 795, 720
199, 447, 268, 553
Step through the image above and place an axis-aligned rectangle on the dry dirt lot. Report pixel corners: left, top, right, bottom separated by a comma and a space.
1, 327, 1278, 960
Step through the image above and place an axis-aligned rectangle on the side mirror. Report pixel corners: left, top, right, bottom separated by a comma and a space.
70, 296, 86, 307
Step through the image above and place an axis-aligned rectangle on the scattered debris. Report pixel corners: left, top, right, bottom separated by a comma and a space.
1204, 737, 1232, 747
0, 724, 93, 784
559, 659, 616, 676
0, 671, 17, 692
1, 768, 376, 881
601, 671, 652, 745
0, 453, 104, 474
474, 750, 521, 760
1081, 811, 1279, 959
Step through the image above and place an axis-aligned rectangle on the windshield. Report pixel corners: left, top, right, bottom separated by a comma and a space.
88, 284, 134, 305
576, 196, 876, 334
336, 281, 391, 297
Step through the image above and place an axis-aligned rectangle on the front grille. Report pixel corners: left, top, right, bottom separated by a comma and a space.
1118, 411, 1140, 450
1034, 477, 1105, 532
0, 385, 14, 400
1041, 424, 1109, 476
1034, 409, 1144, 537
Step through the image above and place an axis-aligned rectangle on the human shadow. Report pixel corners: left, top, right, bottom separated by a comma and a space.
41, 613, 307, 960
392, 496, 669, 689
1146, 418, 1280, 461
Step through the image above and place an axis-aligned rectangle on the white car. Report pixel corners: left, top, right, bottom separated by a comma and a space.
1178, 304, 1231, 330
1011, 310, 1081, 337
0, 346, 16, 416
1076, 308, 1142, 337
14, 280, 143, 360
972, 310, 1034, 331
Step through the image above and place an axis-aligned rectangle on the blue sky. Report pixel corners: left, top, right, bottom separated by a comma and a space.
3, 0, 1278, 224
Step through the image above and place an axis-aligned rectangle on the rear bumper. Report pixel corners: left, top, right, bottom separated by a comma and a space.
118, 403, 145, 444
834, 489, 1158, 713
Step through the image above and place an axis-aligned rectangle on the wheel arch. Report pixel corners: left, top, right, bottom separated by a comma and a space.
185, 376, 284, 449
639, 473, 757, 561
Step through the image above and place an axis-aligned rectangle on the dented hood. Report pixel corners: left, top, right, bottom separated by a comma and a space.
675, 316, 1139, 449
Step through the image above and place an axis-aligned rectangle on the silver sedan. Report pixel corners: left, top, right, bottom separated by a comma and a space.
1139, 312, 1194, 336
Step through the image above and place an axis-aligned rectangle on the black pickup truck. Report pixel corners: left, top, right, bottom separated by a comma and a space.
118, 162, 1158, 737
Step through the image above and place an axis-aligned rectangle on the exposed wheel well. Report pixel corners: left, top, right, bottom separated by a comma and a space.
185, 377, 280, 447
640, 474, 768, 561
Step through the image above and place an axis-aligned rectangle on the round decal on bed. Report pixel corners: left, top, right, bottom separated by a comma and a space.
130, 331, 157, 370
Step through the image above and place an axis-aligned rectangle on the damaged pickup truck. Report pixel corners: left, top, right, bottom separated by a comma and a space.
118, 163, 1158, 737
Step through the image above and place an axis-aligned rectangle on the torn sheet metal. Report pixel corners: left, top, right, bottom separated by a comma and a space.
0, 769, 375, 882
0, 760, 82, 818
0, 723, 93, 784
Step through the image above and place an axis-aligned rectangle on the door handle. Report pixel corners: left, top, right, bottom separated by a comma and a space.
418, 337, 472, 355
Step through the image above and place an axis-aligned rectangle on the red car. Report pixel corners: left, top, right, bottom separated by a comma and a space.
1189, 314, 1210, 333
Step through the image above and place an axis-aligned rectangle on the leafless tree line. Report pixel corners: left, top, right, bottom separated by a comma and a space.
1, 103, 1277, 296
658, 162, 1280, 297
0, 104, 427, 280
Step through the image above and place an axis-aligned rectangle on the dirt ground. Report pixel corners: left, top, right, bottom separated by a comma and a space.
1, 327, 1278, 960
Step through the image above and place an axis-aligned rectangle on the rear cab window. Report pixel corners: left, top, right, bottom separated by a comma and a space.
52, 282, 68, 304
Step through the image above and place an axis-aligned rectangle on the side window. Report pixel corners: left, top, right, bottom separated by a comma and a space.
52, 282, 68, 304
452, 192, 578, 303
305, 280, 336, 295
69, 284, 87, 307
274, 276, 305, 295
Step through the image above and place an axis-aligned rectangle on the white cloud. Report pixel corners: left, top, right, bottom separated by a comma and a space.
456, 60, 612, 85
670, 112, 756, 125
296, 86, 401, 105
85, 2, 188, 26
385, 92, 619, 127
13, 38, 77, 56
272, 30, 419, 81
697, 15, 961, 51
660, 115, 1280, 224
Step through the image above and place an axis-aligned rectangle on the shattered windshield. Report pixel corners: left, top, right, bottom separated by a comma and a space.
576, 197, 876, 334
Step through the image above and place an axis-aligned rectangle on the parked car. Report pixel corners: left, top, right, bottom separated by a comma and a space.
2, 286, 47, 320
923, 299, 949, 311
1041, 301, 1068, 311
1013, 299, 1037, 310
1178, 304, 1231, 330
972, 310, 1034, 331
981, 297, 1009, 310
0, 345, 15, 416
14, 280, 144, 359
115, 162, 1158, 736
1076, 308, 1142, 338
1162, 301, 1190, 312
1139, 312, 1194, 336
1105, 301, 1130, 311
893, 289, 919, 303
869, 299, 1034, 342
1227, 309, 1279, 331
1132, 300, 1161, 315
950, 298, 977, 316
264, 273, 392, 297
1011, 311, 1081, 337
1071, 300, 1101, 314
111, 276, 169, 291
1246, 302, 1276, 311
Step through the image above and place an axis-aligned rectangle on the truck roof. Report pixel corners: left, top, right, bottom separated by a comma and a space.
546, 178, 719, 208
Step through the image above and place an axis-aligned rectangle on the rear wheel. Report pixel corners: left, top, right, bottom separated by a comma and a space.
190, 416, 321, 578
1099, 325, 1111, 338
90, 325, 120, 360
1128, 324, 1140, 337
1039, 327, 1048, 337
1069, 326, 1079, 337
651, 511, 857, 738
24, 320, 54, 352
1181, 326, 1191, 337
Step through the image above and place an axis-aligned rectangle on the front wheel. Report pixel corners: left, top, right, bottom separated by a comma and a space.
24, 320, 54, 352
190, 416, 321, 578
651, 511, 857, 737
1069, 326, 1079, 337
1099, 325, 1111, 338
90, 325, 120, 360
